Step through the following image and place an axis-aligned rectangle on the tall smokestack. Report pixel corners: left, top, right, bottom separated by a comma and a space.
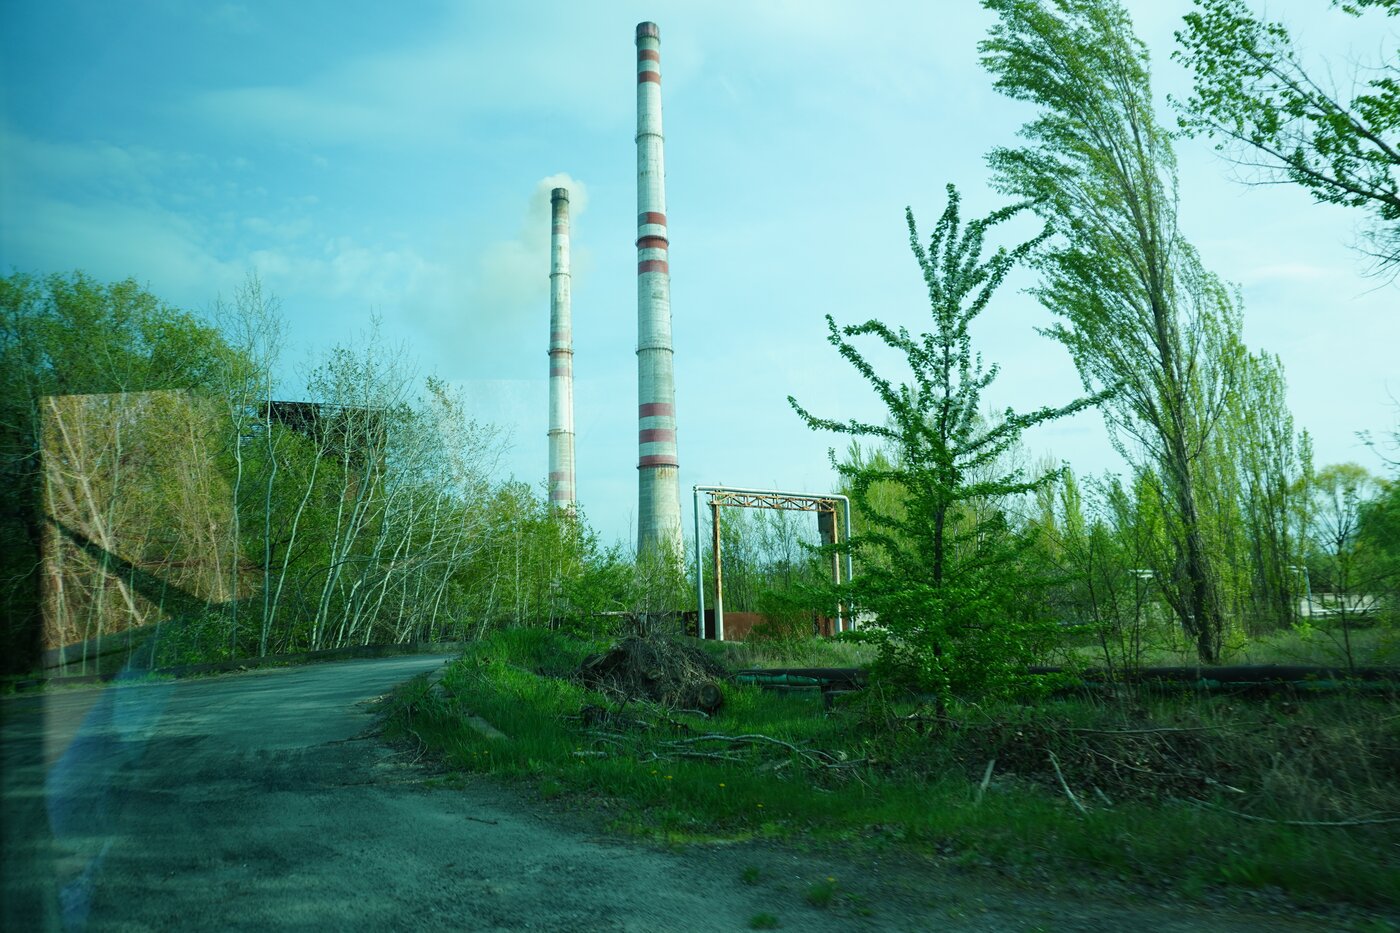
635, 21, 684, 557
548, 186, 576, 512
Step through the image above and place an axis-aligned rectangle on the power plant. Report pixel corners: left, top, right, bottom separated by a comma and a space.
542, 22, 685, 555
547, 186, 576, 512
633, 21, 684, 558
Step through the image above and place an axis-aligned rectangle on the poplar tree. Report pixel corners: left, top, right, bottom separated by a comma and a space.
981, 0, 1247, 662
1175, 0, 1400, 271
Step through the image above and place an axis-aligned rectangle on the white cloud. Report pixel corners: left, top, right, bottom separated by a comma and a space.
195, 11, 635, 146
0, 126, 438, 349
402, 173, 589, 379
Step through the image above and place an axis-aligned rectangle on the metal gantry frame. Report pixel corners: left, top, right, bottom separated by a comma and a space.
692, 485, 855, 641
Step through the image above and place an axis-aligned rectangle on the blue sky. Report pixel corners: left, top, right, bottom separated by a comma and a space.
2, 1, 1396, 547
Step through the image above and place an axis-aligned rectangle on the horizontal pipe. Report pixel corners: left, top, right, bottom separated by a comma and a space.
733, 664, 1400, 692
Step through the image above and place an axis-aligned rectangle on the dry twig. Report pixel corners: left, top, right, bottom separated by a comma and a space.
1047, 749, 1088, 816
1187, 800, 1400, 827
644, 731, 867, 783
975, 758, 997, 805
1066, 723, 1266, 736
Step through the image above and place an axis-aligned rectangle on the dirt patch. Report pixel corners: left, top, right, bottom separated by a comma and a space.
575, 635, 729, 712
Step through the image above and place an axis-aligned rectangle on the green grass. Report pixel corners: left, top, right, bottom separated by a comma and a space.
804, 877, 840, 908
1069, 617, 1399, 668
388, 628, 1400, 911
698, 634, 876, 671
747, 912, 780, 929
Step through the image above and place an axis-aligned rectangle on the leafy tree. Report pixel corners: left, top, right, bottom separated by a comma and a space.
789, 185, 1104, 710
1175, 0, 1400, 270
0, 272, 231, 672
1307, 463, 1383, 667
981, 0, 1251, 663
1358, 475, 1400, 626
1208, 349, 1312, 634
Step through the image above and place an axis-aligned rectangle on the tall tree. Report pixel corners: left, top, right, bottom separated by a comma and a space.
1175, 0, 1400, 271
1216, 350, 1312, 633
790, 185, 1103, 708
1358, 474, 1400, 625
1308, 463, 1382, 667
981, 0, 1246, 662
0, 272, 230, 672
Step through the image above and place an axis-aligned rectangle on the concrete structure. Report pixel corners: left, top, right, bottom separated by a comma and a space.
635, 21, 684, 557
547, 186, 576, 511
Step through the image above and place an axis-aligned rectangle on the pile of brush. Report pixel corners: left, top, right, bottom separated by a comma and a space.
574, 635, 728, 713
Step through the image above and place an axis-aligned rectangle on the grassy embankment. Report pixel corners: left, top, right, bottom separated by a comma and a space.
388, 628, 1400, 911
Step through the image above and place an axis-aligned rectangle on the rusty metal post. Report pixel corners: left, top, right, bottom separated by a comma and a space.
635, 21, 683, 559
711, 499, 724, 641
547, 187, 575, 512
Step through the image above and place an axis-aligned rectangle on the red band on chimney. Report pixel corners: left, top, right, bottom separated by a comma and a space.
639, 428, 676, 443
637, 71, 661, 84
639, 402, 674, 417
638, 49, 660, 62
638, 259, 668, 274
639, 455, 679, 468
638, 212, 666, 227
636, 235, 668, 250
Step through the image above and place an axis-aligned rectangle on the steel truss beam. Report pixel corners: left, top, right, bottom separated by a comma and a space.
691, 485, 854, 641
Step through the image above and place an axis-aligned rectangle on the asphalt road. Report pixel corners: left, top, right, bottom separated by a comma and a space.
1, 656, 1376, 932
4, 656, 870, 932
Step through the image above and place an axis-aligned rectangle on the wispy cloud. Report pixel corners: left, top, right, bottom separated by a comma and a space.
403, 173, 589, 379
195, 12, 634, 146
0, 125, 435, 338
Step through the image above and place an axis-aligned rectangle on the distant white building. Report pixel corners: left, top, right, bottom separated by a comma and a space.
1299, 593, 1381, 619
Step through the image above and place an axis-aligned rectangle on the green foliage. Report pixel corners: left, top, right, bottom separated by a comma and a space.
1303, 463, 1392, 668
789, 185, 1103, 707
2, 270, 669, 674
0, 271, 235, 673
397, 629, 1400, 910
1359, 476, 1400, 610
749, 586, 820, 643
981, 0, 1282, 664
1175, 0, 1400, 269
804, 877, 840, 908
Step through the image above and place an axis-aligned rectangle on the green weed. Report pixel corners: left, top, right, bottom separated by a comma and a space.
387, 630, 1400, 911
747, 912, 780, 929
805, 877, 839, 908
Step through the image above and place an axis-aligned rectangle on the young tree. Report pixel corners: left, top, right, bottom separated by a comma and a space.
1216, 350, 1312, 633
213, 273, 285, 655
789, 185, 1104, 710
981, 0, 1249, 662
1359, 474, 1400, 625
1175, 0, 1400, 271
1308, 463, 1382, 667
